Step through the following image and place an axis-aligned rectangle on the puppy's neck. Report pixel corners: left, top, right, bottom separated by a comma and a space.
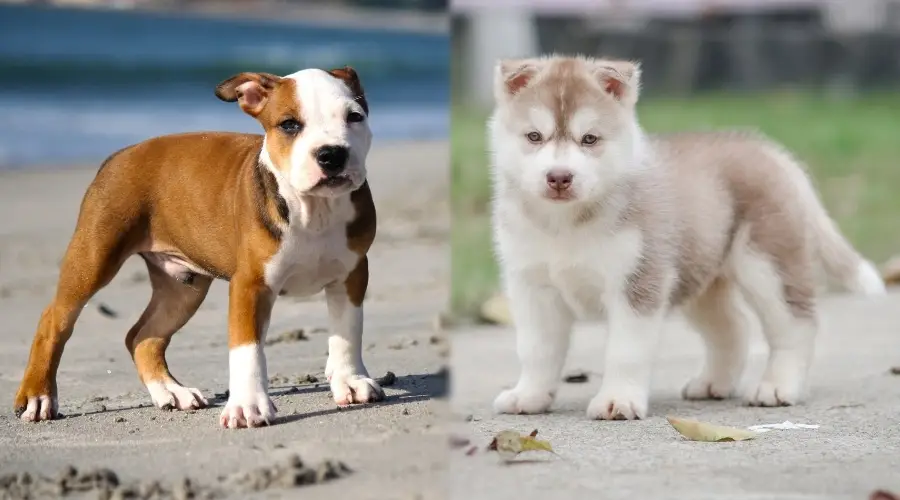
516, 180, 633, 235
290, 192, 353, 232
256, 160, 354, 234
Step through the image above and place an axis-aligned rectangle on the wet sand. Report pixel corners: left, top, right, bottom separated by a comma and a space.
0, 140, 449, 499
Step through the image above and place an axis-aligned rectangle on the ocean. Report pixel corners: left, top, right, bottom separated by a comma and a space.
0, 3, 449, 169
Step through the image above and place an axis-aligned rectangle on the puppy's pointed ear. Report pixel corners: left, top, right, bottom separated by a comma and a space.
592, 60, 641, 105
215, 72, 282, 116
494, 59, 541, 101
328, 66, 368, 115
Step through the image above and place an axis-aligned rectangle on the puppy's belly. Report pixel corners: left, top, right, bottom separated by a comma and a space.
552, 270, 606, 319
521, 262, 606, 319
278, 261, 349, 298
142, 251, 214, 283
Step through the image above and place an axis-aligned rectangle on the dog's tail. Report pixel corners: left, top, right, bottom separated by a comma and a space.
809, 198, 885, 295
772, 145, 886, 296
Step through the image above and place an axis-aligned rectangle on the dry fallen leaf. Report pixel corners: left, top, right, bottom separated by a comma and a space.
882, 255, 900, 286
667, 416, 758, 442
870, 490, 900, 500
479, 294, 512, 325
487, 429, 554, 461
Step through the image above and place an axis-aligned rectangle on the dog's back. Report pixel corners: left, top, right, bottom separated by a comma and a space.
80, 132, 265, 278
650, 130, 884, 298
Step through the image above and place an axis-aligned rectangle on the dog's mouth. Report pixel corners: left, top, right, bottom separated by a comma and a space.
543, 189, 575, 202
313, 175, 352, 190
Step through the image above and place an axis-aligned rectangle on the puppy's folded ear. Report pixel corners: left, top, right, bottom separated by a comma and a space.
494, 59, 542, 101
592, 60, 642, 105
328, 66, 369, 115
215, 72, 282, 116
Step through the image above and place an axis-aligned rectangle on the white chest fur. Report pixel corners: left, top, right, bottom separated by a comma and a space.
494, 202, 644, 318
264, 195, 360, 298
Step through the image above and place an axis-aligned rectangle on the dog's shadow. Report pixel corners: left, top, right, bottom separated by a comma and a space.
216, 369, 448, 425
50, 369, 447, 426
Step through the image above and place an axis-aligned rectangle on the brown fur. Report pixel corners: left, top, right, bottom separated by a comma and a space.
14, 69, 376, 419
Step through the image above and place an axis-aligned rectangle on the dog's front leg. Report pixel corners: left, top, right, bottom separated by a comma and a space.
220, 274, 277, 429
324, 256, 385, 405
493, 274, 575, 415
587, 294, 666, 421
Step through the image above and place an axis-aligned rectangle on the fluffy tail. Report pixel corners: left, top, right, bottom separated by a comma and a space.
772, 144, 886, 296
809, 198, 886, 295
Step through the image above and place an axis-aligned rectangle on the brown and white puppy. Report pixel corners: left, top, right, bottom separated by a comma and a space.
489, 55, 886, 421
13, 66, 384, 429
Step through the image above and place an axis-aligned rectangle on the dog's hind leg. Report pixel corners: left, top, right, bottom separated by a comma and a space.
682, 276, 752, 400
730, 229, 819, 407
127, 256, 212, 411
14, 212, 138, 421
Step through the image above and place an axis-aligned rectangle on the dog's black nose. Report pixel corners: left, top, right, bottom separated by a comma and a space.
315, 145, 349, 174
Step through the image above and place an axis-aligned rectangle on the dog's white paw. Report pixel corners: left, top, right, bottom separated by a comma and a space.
586, 384, 648, 420
17, 395, 57, 422
330, 374, 385, 406
493, 387, 554, 415
219, 391, 276, 429
746, 379, 800, 407
681, 373, 736, 401
146, 381, 208, 411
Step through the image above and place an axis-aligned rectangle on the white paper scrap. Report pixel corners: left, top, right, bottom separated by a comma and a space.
746, 421, 819, 433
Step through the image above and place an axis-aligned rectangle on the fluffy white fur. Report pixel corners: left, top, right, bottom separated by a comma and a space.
488, 55, 885, 420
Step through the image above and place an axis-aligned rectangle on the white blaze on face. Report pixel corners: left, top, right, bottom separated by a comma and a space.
565, 106, 628, 198
515, 107, 557, 195
284, 69, 373, 193
493, 99, 640, 203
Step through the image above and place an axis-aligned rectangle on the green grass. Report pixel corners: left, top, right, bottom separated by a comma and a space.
451, 91, 900, 317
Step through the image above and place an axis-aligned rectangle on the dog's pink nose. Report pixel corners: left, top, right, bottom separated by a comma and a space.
546, 170, 573, 191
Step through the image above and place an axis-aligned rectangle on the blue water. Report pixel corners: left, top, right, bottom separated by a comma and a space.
0, 4, 449, 168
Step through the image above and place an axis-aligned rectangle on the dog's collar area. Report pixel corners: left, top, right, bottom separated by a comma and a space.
253, 159, 291, 240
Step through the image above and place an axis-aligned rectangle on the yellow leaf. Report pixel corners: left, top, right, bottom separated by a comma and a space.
487, 429, 555, 461
479, 294, 512, 325
666, 416, 758, 442
883, 255, 900, 286
520, 428, 553, 453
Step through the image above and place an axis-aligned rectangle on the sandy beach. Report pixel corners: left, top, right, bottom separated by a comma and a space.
0, 140, 449, 499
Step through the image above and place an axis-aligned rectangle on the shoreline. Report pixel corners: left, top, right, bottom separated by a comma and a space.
0, 138, 448, 174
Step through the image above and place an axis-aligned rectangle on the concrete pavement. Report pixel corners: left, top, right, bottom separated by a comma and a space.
450, 291, 900, 500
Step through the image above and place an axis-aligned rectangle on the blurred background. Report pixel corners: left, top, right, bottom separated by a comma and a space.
451, 0, 900, 319
0, 2, 451, 487
0, 0, 448, 167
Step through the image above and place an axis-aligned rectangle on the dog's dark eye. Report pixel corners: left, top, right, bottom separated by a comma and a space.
347, 111, 365, 123
581, 134, 600, 145
279, 119, 302, 133
526, 131, 543, 143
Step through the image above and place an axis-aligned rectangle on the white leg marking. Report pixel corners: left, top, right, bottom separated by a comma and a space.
19, 395, 57, 422
587, 299, 664, 420
145, 380, 208, 411
682, 279, 750, 400
219, 343, 276, 428
493, 279, 574, 415
732, 249, 816, 406
324, 283, 383, 405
